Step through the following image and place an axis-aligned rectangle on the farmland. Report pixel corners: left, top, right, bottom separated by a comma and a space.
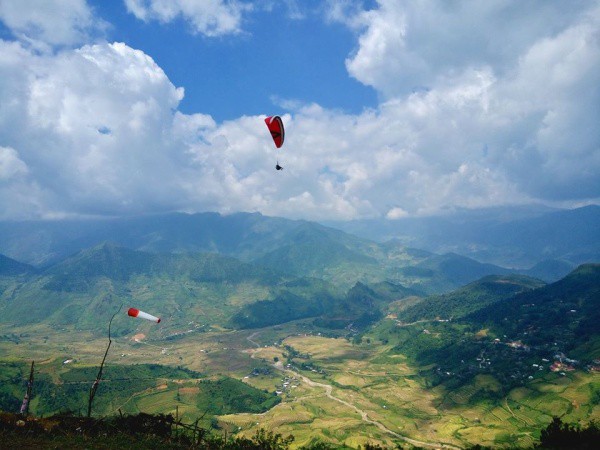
2, 318, 597, 449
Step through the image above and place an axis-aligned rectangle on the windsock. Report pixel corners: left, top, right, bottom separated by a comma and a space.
127, 307, 161, 323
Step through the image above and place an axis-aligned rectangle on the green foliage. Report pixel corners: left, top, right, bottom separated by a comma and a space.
195, 377, 280, 415
0, 362, 278, 419
0, 412, 296, 449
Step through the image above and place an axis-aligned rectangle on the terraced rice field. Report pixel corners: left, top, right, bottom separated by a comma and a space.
2, 322, 598, 449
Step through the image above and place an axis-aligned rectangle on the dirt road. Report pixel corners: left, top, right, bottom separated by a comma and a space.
246, 333, 460, 449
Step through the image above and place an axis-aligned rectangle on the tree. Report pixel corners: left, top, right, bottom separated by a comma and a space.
537, 417, 599, 449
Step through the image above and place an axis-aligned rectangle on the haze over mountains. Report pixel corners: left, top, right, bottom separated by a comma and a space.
326, 204, 600, 268
1, 205, 597, 283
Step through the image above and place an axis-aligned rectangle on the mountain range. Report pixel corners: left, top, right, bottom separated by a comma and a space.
2, 239, 598, 399
1, 206, 597, 290
325, 204, 600, 268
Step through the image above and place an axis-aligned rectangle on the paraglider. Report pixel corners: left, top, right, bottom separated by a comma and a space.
264, 115, 284, 148
127, 307, 161, 323
265, 115, 285, 170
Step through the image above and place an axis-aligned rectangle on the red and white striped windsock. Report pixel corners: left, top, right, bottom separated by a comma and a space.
127, 307, 161, 323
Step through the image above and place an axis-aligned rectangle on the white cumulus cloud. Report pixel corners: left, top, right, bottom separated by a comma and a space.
0, 0, 598, 221
0, 0, 106, 51
0, 40, 195, 218
342, 0, 595, 98
125, 0, 251, 36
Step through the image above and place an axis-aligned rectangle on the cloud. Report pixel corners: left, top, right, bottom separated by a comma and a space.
488, 8, 600, 201
0, 146, 28, 180
0, 1, 598, 221
0, 40, 192, 218
125, 0, 251, 37
326, 0, 600, 212
341, 0, 595, 98
0, 0, 105, 51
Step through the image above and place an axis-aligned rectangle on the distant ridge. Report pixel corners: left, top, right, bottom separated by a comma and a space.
1, 206, 598, 274
0, 208, 593, 296
0, 212, 359, 267
0, 254, 35, 276
42, 242, 282, 289
325, 205, 600, 268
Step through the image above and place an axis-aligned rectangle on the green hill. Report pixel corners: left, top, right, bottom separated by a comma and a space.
372, 264, 600, 392
469, 263, 600, 356
230, 279, 418, 331
253, 225, 377, 277
43, 242, 280, 288
0, 213, 371, 267
0, 234, 527, 339
520, 258, 575, 282
0, 244, 278, 331
396, 274, 545, 322
398, 252, 513, 293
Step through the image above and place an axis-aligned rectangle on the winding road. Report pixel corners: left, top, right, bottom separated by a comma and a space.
245, 331, 460, 450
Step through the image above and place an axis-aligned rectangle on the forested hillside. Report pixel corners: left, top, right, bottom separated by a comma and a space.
370, 264, 600, 393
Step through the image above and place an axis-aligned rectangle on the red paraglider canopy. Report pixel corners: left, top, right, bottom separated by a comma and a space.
264, 116, 284, 148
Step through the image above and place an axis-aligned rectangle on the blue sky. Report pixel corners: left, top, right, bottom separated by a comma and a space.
0, 0, 598, 221
92, 1, 378, 121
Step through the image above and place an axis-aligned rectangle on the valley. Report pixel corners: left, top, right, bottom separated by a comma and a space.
1, 310, 598, 449
0, 210, 598, 449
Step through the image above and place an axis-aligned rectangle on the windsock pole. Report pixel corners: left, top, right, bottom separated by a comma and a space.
19, 360, 34, 416
88, 303, 122, 417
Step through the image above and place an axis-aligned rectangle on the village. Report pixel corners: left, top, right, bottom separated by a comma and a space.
432, 330, 600, 388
